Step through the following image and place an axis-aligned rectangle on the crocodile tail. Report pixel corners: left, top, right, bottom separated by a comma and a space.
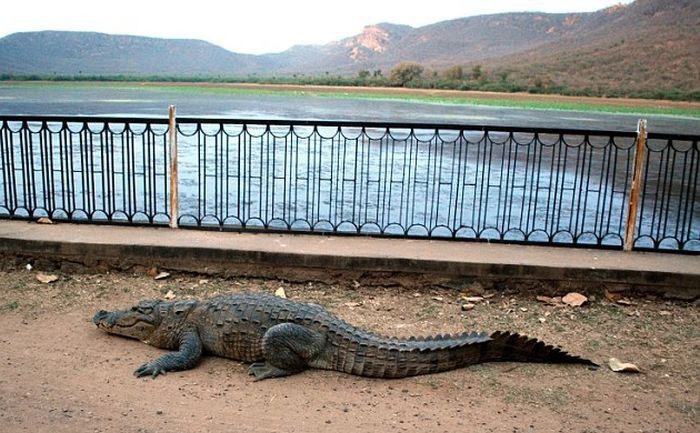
324, 328, 596, 378
325, 330, 495, 378
481, 331, 598, 366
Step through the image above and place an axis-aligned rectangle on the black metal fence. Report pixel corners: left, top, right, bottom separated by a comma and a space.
1, 115, 698, 252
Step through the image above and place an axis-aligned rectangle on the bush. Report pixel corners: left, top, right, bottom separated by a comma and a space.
443, 65, 464, 81
389, 63, 424, 87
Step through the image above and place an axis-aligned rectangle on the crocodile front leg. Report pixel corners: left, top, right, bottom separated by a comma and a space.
249, 323, 326, 381
135, 328, 202, 378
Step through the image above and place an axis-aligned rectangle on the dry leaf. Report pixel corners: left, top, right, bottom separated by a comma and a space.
432, 296, 444, 302
604, 289, 622, 302
163, 290, 176, 300
461, 303, 476, 311
562, 292, 587, 307
274, 287, 287, 298
36, 273, 58, 284
344, 301, 362, 308
608, 358, 641, 373
536, 295, 560, 305
461, 296, 484, 303
154, 272, 170, 280
616, 299, 634, 306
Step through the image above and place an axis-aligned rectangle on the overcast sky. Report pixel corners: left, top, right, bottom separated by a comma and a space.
1, 0, 634, 54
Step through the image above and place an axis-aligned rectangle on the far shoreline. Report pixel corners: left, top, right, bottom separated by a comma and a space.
3, 80, 700, 117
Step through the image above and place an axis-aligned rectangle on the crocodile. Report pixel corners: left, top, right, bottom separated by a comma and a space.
93, 293, 597, 380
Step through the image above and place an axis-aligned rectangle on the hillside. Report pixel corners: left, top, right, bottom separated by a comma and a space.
0, 0, 697, 99
0, 31, 263, 75
486, 0, 700, 97
280, 13, 590, 73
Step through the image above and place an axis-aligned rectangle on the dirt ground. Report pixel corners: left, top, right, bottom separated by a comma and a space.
0, 266, 697, 433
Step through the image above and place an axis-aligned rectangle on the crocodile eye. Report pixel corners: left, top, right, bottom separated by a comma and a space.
137, 306, 153, 314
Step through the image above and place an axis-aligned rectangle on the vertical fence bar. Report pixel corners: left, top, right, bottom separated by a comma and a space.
168, 105, 179, 228
624, 119, 647, 251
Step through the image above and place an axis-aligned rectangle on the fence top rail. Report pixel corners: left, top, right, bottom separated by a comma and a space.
2, 114, 698, 141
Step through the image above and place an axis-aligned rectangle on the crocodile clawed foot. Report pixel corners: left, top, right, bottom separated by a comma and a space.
134, 362, 167, 379
248, 362, 294, 381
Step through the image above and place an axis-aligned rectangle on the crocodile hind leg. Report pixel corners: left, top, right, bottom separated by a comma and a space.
249, 322, 326, 381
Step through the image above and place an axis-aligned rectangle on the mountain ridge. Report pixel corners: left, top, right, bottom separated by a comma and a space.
1, 0, 697, 98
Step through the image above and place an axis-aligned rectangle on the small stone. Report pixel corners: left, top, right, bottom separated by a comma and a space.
274, 287, 287, 298
156, 410, 163, 415
538, 317, 546, 323
461, 296, 484, 303
36, 217, 54, 224
461, 303, 476, 311
519, 307, 528, 312
164, 290, 176, 300
659, 310, 672, 316
344, 302, 362, 308
25, 263, 33, 271
432, 296, 444, 302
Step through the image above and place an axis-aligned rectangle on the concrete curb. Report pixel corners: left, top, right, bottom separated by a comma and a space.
0, 220, 698, 298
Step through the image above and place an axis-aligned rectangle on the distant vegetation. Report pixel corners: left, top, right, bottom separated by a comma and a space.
3, 64, 698, 102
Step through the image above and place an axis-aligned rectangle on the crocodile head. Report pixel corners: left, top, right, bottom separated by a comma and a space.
93, 299, 163, 342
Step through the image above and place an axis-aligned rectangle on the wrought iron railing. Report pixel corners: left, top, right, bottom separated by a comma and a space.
1, 114, 698, 252
0, 116, 171, 224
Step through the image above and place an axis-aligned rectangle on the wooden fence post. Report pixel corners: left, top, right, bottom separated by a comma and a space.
168, 105, 179, 229
624, 119, 647, 251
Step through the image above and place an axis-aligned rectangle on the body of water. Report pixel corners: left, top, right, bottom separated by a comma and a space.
1, 84, 698, 250
1, 83, 699, 134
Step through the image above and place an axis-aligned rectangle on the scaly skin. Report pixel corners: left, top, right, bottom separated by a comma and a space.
93, 293, 597, 380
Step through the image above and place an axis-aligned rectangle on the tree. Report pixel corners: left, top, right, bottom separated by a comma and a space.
389, 62, 424, 87
358, 70, 370, 80
444, 65, 464, 81
471, 64, 483, 81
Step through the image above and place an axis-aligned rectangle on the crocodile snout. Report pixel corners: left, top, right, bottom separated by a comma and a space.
93, 310, 114, 327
